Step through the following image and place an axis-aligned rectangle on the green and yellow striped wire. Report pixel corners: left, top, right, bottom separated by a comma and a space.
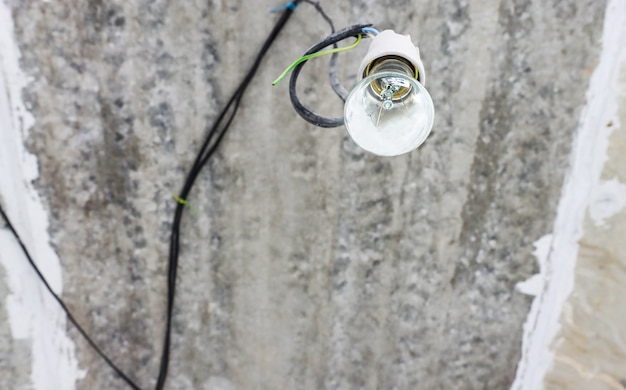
272, 34, 362, 86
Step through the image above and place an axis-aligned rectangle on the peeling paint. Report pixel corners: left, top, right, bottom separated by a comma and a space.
512, 0, 626, 388
515, 234, 551, 297
0, 1, 84, 388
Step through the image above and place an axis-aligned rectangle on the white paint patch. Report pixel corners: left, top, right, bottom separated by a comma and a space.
588, 178, 626, 227
511, 0, 626, 389
515, 235, 551, 297
515, 274, 542, 297
0, 2, 84, 389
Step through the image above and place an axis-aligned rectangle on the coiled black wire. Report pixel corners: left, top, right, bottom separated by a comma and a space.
288, 24, 372, 128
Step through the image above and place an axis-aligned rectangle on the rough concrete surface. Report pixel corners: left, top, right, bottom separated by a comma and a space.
0, 0, 608, 389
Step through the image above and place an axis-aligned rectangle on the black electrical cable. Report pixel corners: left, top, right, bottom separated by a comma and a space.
0, 3, 303, 389
1, 2, 358, 389
0, 206, 143, 390
288, 24, 372, 128
155, 3, 303, 389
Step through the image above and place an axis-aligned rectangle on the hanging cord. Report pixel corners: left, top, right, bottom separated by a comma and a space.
0, 206, 143, 390
0, 2, 303, 390
156, 2, 303, 389
1, 1, 353, 389
286, 23, 372, 128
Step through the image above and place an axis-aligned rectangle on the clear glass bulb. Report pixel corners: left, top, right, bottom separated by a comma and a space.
344, 66, 434, 157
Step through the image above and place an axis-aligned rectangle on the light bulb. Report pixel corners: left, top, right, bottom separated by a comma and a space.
344, 31, 435, 157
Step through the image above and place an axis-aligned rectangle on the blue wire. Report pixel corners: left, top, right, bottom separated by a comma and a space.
270, 1, 299, 13
362, 27, 380, 36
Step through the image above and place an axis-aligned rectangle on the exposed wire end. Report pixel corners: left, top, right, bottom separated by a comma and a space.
362, 27, 380, 37
269, 1, 299, 13
272, 34, 362, 86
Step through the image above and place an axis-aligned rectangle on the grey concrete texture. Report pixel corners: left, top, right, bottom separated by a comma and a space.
0, 0, 607, 389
